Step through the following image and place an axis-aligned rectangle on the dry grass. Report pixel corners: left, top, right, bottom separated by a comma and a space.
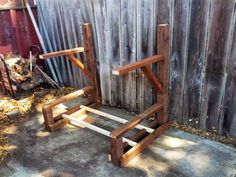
0, 87, 76, 163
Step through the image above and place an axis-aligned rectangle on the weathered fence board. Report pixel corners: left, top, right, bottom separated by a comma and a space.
182, 0, 210, 128
169, 0, 191, 123
37, 0, 236, 137
199, 0, 235, 132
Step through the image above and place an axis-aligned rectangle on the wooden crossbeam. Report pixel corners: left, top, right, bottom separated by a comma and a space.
44, 86, 93, 109
80, 105, 154, 133
62, 114, 137, 147
66, 54, 93, 79
112, 55, 164, 75
39, 47, 85, 59
141, 66, 164, 93
111, 103, 163, 138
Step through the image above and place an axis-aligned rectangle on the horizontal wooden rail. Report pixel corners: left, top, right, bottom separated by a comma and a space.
111, 103, 163, 138
80, 105, 154, 133
62, 114, 137, 147
120, 122, 170, 166
39, 47, 85, 59
43, 86, 93, 110
112, 55, 164, 75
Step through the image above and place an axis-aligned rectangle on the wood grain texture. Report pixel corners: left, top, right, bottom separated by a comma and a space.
199, 0, 235, 131
136, 0, 156, 111
169, 0, 191, 123
221, 3, 236, 136
120, 0, 137, 110
182, 0, 210, 127
106, 0, 121, 106
37, 0, 236, 137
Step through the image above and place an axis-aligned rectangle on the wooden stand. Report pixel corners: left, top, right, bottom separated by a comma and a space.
42, 24, 169, 166
40, 23, 101, 132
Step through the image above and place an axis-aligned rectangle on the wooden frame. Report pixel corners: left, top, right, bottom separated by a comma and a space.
42, 24, 169, 166
41, 23, 101, 132
110, 24, 170, 166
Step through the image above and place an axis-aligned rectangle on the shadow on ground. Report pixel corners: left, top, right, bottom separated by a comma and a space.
0, 103, 236, 177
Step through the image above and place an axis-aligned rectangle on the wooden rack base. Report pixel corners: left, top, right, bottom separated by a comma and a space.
42, 23, 170, 166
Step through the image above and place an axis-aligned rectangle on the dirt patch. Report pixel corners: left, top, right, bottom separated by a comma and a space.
170, 121, 236, 148
0, 87, 76, 163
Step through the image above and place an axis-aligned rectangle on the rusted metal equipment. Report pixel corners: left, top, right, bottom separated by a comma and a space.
0, 46, 44, 98
0, 54, 15, 97
42, 23, 169, 166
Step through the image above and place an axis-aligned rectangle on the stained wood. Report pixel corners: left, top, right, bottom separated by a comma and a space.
82, 23, 101, 103
39, 47, 85, 59
120, 122, 170, 166
44, 86, 93, 109
112, 55, 164, 75
140, 66, 163, 93
157, 24, 170, 124
66, 54, 93, 80
37, 0, 236, 137
111, 103, 163, 138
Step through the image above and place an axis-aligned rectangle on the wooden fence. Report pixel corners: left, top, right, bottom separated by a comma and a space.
37, 0, 236, 137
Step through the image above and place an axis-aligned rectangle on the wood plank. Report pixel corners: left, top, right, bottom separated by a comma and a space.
66, 54, 93, 80
82, 23, 101, 103
169, 0, 191, 123
63, 114, 137, 147
141, 66, 163, 93
119, 0, 137, 110
136, 0, 156, 111
223, 6, 236, 137
157, 24, 170, 124
39, 47, 85, 59
112, 55, 164, 76
111, 103, 163, 138
199, 0, 234, 131
92, 0, 111, 104
80, 105, 154, 133
120, 122, 170, 166
44, 86, 94, 109
182, 0, 210, 127
107, 0, 121, 105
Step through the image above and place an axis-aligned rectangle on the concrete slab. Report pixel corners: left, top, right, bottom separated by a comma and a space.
1, 105, 236, 177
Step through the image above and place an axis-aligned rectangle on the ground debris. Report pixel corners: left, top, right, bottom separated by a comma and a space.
170, 120, 236, 148
0, 87, 76, 163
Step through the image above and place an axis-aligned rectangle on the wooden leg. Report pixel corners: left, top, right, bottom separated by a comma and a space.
110, 137, 123, 166
120, 122, 170, 166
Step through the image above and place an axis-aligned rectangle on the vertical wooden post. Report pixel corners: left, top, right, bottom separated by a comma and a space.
82, 23, 101, 103
42, 107, 54, 131
110, 136, 123, 166
157, 24, 169, 124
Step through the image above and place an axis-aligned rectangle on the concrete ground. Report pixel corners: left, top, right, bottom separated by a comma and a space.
0, 101, 236, 177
